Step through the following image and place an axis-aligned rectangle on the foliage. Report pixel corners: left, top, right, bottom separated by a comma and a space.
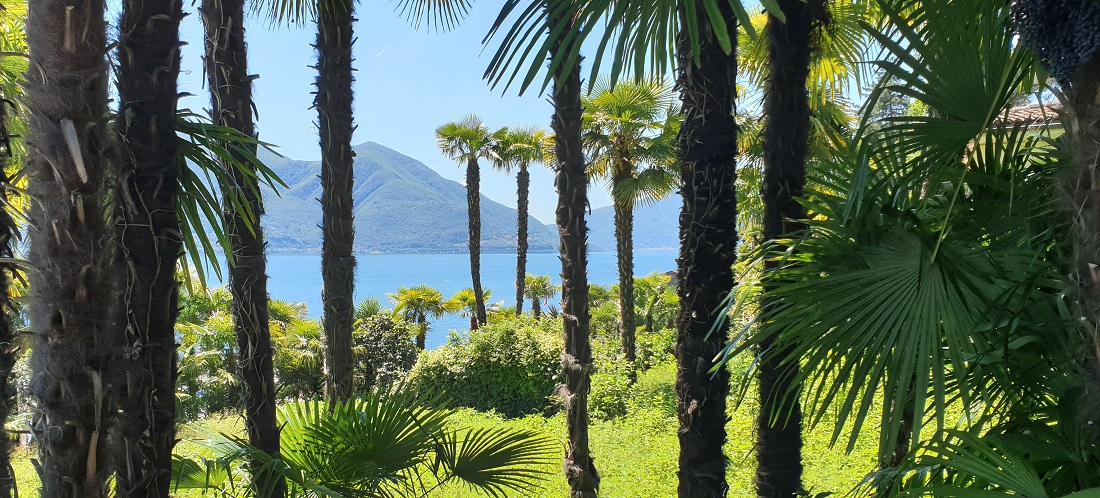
588, 329, 675, 420
172, 389, 556, 497
409, 316, 561, 417
353, 314, 418, 390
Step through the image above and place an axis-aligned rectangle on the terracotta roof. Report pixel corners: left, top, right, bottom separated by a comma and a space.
996, 101, 1062, 126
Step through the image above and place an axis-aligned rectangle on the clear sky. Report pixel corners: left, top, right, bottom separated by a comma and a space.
176, 3, 613, 224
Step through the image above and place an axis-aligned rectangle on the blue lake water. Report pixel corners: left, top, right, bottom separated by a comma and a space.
261, 250, 678, 350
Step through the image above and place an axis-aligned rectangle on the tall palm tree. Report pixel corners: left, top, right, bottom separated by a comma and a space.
1015, 0, 1100, 454
199, 0, 282, 493
24, 0, 118, 492
490, 126, 547, 316
669, 3, 740, 495
524, 273, 558, 319
389, 285, 456, 350
544, 4, 600, 494
583, 79, 680, 369
756, 1, 827, 495
315, 0, 357, 403
436, 116, 494, 328
115, 0, 184, 492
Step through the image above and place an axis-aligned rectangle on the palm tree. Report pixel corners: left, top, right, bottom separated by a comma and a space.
436, 116, 494, 328
728, 2, 1098, 494
173, 390, 555, 497
755, 1, 827, 495
389, 285, 456, 350
1015, 0, 1100, 454
115, 0, 184, 492
490, 126, 547, 316
451, 287, 492, 330
199, 0, 282, 493
314, 0, 358, 404
24, 0, 118, 492
669, 4, 740, 494
583, 79, 680, 369
524, 273, 558, 319
312, 0, 359, 403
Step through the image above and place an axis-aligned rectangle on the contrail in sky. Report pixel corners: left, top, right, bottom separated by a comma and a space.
375, 44, 393, 58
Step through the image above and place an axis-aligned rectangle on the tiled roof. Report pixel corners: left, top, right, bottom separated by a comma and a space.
996, 101, 1062, 126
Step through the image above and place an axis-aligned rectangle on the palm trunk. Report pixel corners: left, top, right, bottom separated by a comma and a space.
612, 167, 636, 367
0, 95, 19, 498
550, 5, 599, 496
115, 0, 183, 493
674, 2, 738, 496
467, 158, 487, 327
756, 1, 821, 496
316, 0, 357, 402
1063, 56, 1100, 459
199, 1, 283, 495
515, 166, 530, 316
416, 315, 427, 350
532, 298, 541, 319
25, 0, 119, 493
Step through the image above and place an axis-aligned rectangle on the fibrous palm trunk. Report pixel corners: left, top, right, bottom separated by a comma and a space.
612, 158, 636, 368
199, 1, 283, 495
1063, 55, 1100, 459
316, 0, 357, 402
532, 297, 541, 318
416, 314, 427, 350
466, 158, 487, 328
515, 166, 530, 316
115, 0, 184, 493
1013, 0, 1100, 460
25, 0, 119, 493
674, 2, 738, 496
0, 94, 19, 498
550, 4, 599, 496
756, 1, 821, 496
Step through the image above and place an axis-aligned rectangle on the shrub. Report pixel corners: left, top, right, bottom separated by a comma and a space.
409, 316, 561, 417
589, 356, 632, 420
353, 314, 418, 389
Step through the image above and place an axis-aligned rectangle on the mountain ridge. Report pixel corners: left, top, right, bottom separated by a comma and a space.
259, 142, 679, 254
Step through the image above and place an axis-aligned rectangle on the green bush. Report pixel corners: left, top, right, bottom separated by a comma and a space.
589, 356, 632, 420
353, 314, 418, 389
409, 316, 561, 417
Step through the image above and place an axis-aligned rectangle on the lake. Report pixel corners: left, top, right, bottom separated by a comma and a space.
261, 250, 678, 350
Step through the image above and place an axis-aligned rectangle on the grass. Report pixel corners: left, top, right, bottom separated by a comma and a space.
10, 361, 879, 497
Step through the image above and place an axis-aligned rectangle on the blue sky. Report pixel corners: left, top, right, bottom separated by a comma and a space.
176, 2, 613, 224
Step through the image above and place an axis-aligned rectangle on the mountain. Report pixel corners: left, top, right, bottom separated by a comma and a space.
259, 142, 558, 254
583, 197, 681, 252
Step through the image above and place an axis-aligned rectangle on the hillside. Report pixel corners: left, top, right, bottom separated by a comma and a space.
583, 197, 681, 252
260, 142, 558, 254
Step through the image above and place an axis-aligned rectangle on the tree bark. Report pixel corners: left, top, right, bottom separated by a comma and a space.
199, 0, 283, 495
674, 2, 738, 496
115, 0, 183, 493
756, 1, 822, 496
1063, 53, 1100, 460
550, 4, 599, 496
515, 166, 530, 316
416, 314, 427, 351
613, 162, 636, 367
467, 157, 487, 327
316, 0, 357, 403
532, 297, 541, 319
24, 0, 119, 494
